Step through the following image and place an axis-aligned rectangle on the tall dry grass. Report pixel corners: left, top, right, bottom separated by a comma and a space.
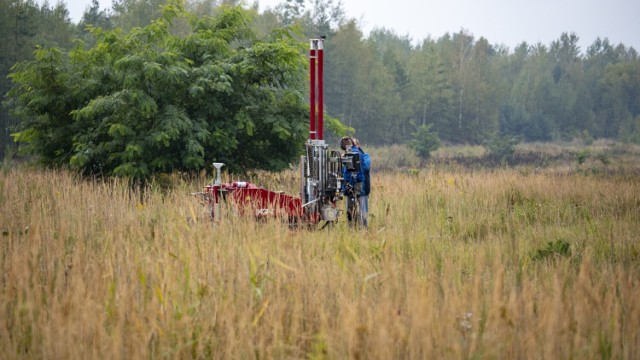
1, 165, 639, 359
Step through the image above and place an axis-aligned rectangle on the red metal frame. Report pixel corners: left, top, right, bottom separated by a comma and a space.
204, 182, 321, 223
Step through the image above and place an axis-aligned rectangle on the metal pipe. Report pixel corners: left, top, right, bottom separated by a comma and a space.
309, 42, 317, 140
213, 163, 224, 222
317, 41, 324, 140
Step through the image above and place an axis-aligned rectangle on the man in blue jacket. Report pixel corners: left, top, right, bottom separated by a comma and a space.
340, 136, 371, 228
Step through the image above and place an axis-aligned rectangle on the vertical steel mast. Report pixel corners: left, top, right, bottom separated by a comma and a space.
301, 38, 341, 223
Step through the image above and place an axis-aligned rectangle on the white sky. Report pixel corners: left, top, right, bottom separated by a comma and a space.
65, 0, 640, 52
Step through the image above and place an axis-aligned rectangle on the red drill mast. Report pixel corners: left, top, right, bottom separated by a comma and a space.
310, 39, 324, 140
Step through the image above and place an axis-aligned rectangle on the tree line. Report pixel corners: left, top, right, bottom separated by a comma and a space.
2, 0, 639, 174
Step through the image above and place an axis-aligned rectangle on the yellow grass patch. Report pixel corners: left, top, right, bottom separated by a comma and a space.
1, 162, 639, 358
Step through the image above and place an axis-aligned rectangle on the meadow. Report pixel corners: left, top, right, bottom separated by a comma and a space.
1, 142, 639, 359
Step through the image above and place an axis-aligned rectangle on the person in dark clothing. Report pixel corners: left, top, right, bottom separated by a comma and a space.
340, 136, 371, 228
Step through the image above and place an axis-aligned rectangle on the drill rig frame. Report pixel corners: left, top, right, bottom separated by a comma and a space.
193, 38, 347, 227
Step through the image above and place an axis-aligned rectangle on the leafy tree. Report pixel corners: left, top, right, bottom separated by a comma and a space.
483, 134, 518, 164
7, 3, 309, 178
78, 0, 113, 32
443, 30, 476, 142
370, 28, 414, 141
0, 0, 76, 160
272, 0, 344, 37
499, 43, 551, 141
549, 33, 590, 136
7, 0, 640, 166
600, 60, 640, 140
584, 38, 618, 138
35, 0, 75, 49
111, 0, 168, 30
514, 43, 559, 140
408, 123, 440, 160
306, 0, 345, 36
430, 30, 505, 143
354, 39, 400, 144
323, 20, 395, 144
499, 104, 551, 141
276, 0, 305, 26
408, 39, 454, 142
465, 37, 501, 140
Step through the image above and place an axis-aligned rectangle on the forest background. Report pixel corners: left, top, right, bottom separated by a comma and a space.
1, 0, 639, 172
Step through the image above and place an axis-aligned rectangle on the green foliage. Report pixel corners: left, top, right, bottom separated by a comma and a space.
111, 0, 168, 30
596, 153, 610, 166
579, 129, 594, 145
307, 332, 329, 359
0, 0, 79, 160
407, 123, 440, 160
7, 3, 309, 179
324, 113, 354, 137
532, 239, 572, 261
483, 134, 518, 163
3, 0, 640, 168
576, 149, 590, 165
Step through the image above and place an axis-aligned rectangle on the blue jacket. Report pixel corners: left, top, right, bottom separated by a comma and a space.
342, 145, 371, 196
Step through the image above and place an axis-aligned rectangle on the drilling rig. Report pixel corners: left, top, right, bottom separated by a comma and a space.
194, 38, 353, 227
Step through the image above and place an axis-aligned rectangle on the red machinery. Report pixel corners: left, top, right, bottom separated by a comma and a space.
194, 38, 345, 226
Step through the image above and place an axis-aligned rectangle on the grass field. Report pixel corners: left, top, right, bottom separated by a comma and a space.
1, 143, 640, 359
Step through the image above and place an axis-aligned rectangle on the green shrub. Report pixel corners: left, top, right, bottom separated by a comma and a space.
408, 124, 441, 161
576, 149, 590, 165
483, 134, 518, 163
532, 239, 571, 261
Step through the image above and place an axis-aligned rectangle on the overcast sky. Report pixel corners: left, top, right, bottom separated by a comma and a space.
66, 0, 640, 52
